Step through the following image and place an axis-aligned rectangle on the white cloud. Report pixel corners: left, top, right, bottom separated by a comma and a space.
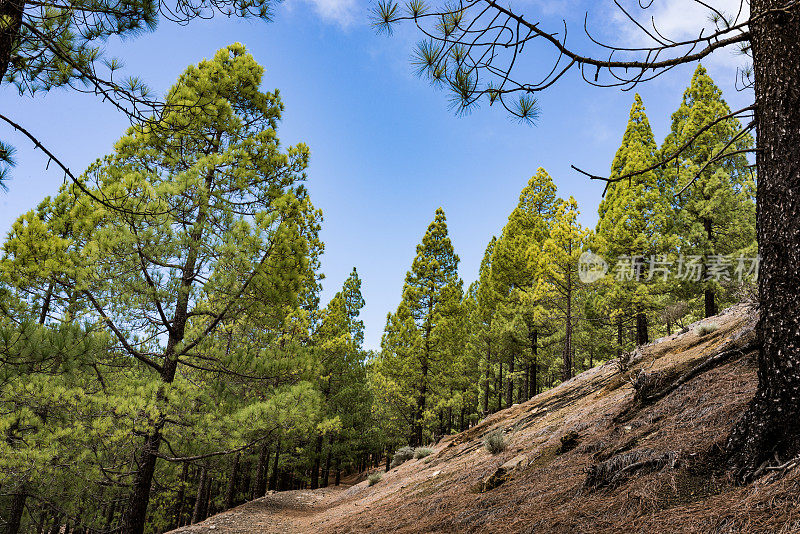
610, 0, 750, 68
292, 0, 362, 28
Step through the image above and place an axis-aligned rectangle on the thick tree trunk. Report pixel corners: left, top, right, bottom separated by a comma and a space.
726, 0, 800, 477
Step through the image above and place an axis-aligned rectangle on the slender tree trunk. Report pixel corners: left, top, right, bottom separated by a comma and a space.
617, 318, 624, 356
224, 453, 240, 510
173, 463, 188, 528
703, 218, 718, 318
310, 434, 323, 490
506, 355, 515, 406
727, 0, 800, 477
562, 273, 573, 382
334, 457, 341, 486
322, 442, 332, 488
191, 468, 207, 525
268, 438, 280, 491
636, 312, 649, 346
481, 343, 491, 414
253, 443, 270, 498
531, 330, 538, 397
497, 361, 503, 411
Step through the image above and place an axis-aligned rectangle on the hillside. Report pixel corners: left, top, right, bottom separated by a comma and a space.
171, 304, 800, 533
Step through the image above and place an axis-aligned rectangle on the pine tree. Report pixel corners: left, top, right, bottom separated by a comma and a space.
594, 94, 672, 348
661, 64, 756, 318
1, 44, 324, 534
536, 196, 591, 381
376, 208, 462, 445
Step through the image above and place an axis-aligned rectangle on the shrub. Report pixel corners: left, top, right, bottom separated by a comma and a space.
414, 447, 433, 459
695, 323, 719, 336
483, 429, 507, 454
390, 446, 415, 468
367, 472, 383, 486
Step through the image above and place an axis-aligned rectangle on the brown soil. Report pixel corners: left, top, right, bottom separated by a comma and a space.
170, 304, 800, 533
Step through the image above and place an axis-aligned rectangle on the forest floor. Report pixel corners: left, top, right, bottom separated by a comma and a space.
169, 303, 800, 533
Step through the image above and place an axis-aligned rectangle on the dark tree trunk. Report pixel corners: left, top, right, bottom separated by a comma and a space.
530, 330, 538, 397
0, 0, 25, 82
310, 434, 323, 490
322, 443, 332, 488
224, 453, 240, 510
703, 218, 718, 318
191, 468, 207, 525
482, 343, 491, 414
636, 312, 648, 346
617, 318, 624, 356
7, 488, 26, 534
172, 463, 188, 528
497, 361, 503, 411
334, 457, 341, 486
253, 443, 270, 498
506, 355, 515, 406
727, 0, 800, 477
268, 438, 280, 491
562, 272, 574, 382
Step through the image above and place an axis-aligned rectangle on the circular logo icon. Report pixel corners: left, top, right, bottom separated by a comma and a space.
578, 251, 608, 284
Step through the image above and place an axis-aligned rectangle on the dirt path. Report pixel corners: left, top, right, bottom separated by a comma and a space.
170, 486, 350, 534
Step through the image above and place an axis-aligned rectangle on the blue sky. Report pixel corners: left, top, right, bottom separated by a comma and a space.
0, 0, 753, 350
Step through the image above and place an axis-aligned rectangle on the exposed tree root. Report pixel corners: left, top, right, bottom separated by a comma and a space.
584, 449, 679, 490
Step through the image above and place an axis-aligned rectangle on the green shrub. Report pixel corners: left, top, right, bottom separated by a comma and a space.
390, 446, 415, 468
483, 429, 507, 454
367, 472, 383, 486
414, 447, 433, 459
695, 323, 719, 336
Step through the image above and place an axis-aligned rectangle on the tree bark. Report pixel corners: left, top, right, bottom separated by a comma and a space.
703, 217, 718, 318
497, 361, 503, 411
253, 443, 270, 498
481, 343, 491, 414
310, 434, 323, 489
531, 330, 538, 397
636, 312, 648, 346
506, 354, 515, 406
224, 453, 240, 510
7, 488, 26, 534
191, 468, 207, 525
268, 438, 280, 491
726, 0, 800, 477
0, 0, 25, 83
172, 463, 188, 528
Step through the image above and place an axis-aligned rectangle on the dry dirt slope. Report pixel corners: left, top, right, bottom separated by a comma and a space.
172, 304, 800, 533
